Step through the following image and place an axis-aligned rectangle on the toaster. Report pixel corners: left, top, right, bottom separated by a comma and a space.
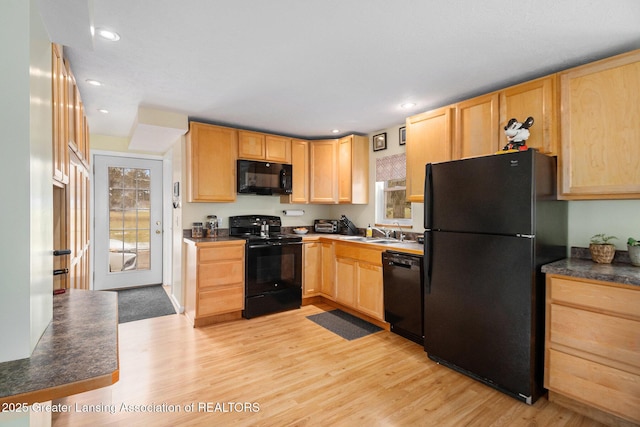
313, 219, 339, 234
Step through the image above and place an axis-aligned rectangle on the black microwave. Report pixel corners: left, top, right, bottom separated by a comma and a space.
237, 160, 292, 195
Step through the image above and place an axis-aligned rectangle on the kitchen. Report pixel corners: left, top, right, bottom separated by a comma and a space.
2, 1, 640, 426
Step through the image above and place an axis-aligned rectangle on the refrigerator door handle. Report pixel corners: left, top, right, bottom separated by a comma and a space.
424, 163, 433, 230
424, 232, 432, 294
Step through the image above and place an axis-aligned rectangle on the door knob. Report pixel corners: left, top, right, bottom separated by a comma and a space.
156, 230, 162, 234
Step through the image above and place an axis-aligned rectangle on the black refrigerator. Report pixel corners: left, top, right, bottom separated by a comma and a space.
423, 150, 567, 404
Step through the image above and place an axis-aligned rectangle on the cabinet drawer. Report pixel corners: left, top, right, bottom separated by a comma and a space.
199, 245, 244, 263
198, 260, 243, 287
198, 285, 244, 316
335, 244, 382, 265
547, 349, 640, 423
549, 276, 640, 318
549, 304, 640, 369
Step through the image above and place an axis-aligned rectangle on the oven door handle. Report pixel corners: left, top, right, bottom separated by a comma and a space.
248, 241, 303, 249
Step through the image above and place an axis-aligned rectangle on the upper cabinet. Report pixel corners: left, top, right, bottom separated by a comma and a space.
284, 139, 310, 204
338, 135, 369, 204
52, 44, 68, 184
559, 50, 640, 199
405, 107, 453, 202
238, 130, 291, 163
186, 122, 238, 202
309, 139, 338, 203
309, 135, 369, 204
454, 75, 558, 159
499, 75, 558, 155
455, 93, 500, 159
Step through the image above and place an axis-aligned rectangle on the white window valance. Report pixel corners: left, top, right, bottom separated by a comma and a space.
375, 153, 406, 182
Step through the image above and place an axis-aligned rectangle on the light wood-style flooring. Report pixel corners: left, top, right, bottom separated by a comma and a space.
52, 303, 605, 426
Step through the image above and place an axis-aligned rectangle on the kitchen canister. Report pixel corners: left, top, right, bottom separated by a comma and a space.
191, 222, 204, 238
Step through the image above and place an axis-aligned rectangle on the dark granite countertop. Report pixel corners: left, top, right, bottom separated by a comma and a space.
542, 247, 640, 287
0, 289, 119, 406
183, 235, 246, 244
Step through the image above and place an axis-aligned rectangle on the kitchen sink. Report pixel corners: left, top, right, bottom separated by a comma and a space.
366, 239, 399, 244
340, 236, 368, 241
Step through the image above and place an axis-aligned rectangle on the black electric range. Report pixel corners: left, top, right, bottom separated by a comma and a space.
229, 215, 303, 318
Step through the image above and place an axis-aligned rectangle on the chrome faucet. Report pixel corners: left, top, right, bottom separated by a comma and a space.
393, 221, 406, 242
371, 226, 391, 239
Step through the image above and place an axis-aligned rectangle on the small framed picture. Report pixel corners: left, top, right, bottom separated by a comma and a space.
373, 133, 387, 151
399, 126, 406, 145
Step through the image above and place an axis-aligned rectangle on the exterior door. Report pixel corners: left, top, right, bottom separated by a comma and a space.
94, 155, 163, 290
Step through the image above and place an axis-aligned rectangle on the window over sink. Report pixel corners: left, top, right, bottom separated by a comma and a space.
375, 153, 412, 226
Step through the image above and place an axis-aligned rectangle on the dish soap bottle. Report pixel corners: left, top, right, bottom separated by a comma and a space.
366, 224, 373, 238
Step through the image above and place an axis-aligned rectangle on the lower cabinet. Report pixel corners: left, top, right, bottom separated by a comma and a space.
303, 241, 321, 297
334, 243, 384, 321
320, 241, 336, 297
545, 275, 640, 425
184, 239, 245, 327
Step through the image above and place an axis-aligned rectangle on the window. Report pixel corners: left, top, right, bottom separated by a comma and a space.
375, 153, 412, 226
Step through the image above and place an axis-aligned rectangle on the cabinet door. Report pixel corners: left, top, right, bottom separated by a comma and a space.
455, 93, 500, 159
265, 135, 291, 163
559, 50, 640, 199
357, 262, 383, 320
335, 257, 357, 307
238, 130, 265, 160
288, 139, 309, 203
52, 44, 68, 184
500, 75, 557, 155
187, 123, 237, 202
303, 242, 321, 296
320, 242, 335, 297
310, 139, 338, 203
406, 107, 453, 202
338, 136, 353, 203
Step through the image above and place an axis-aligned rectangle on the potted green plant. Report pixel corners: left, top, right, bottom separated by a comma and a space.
589, 234, 617, 264
627, 237, 640, 267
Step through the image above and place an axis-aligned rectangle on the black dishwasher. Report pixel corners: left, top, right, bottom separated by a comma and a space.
382, 251, 424, 345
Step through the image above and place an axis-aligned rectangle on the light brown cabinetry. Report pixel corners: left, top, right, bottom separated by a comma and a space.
454, 75, 558, 159
405, 107, 453, 202
309, 136, 369, 204
238, 130, 291, 163
499, 75, 557, 155
455, 93, 500, 159
334, 243, 384, 320
283, 139, 310, 204
52, 44, 90, 291
320, 241, 335, 297
303, 241, 321, 297
52, 43, 68, 184
559, 50, 640, 199
545, 275, 640, 425
184, 240, 245, 327
338, 135, 369, 204
309, 139, 338, 203
185, 122, 237, 202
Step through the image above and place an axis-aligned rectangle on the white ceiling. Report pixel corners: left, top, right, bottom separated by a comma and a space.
38, 0, 640, 145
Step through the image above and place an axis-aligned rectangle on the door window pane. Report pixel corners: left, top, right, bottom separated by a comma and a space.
108, 167, 152, 272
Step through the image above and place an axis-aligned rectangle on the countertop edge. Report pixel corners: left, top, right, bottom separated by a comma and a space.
542, 258, 640, 287
0, 289, 119, 408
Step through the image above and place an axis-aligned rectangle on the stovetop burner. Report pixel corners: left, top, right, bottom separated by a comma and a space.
229, 215, 302, 244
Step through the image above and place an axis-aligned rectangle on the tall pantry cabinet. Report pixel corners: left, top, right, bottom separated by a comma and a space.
52, 43, 91, 291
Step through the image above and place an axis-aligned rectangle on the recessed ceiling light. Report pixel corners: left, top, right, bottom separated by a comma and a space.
96, 28, 120, 42
401, 102, 417, 109
98, 109, 109, 114
86, 79, 103, 86
331, 129, 340, 134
